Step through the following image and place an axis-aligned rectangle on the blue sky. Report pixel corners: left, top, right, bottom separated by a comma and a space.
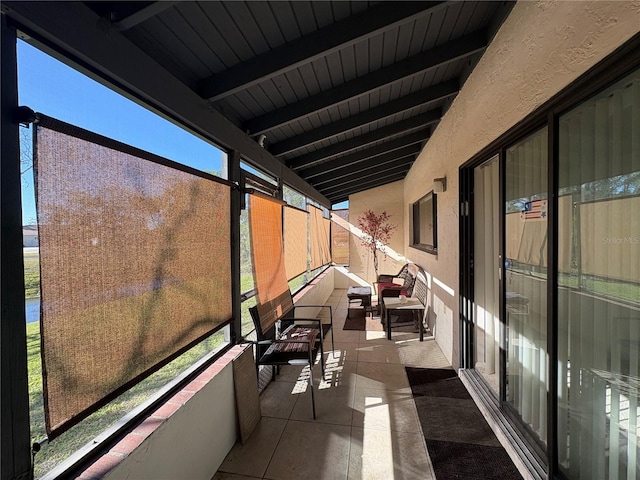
17, 41, 224, 224
17, 40, 346, 224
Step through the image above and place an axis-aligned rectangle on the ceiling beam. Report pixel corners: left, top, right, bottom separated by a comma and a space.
287, 111, 436, 171
270, 81, 454, 156
319, 167, 413, 201
312, 157, 415, 189
271, 105, 430, 157
299, 141, 423, 179
1, 1, 331, 207
322, 171, 408, 200
309, 148, 418, 185
328, 195, 349, 204
244, 30, 486, 135
198, 1, 448, 102
315, 125, 428, 168
114, 2, 178, 31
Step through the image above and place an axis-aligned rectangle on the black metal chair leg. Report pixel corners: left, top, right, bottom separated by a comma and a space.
329, 306, 335, 354
319, 335, 325, 378
308, 350, 316, 419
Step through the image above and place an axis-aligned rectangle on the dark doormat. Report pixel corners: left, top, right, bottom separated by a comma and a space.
405, 367, 523, 480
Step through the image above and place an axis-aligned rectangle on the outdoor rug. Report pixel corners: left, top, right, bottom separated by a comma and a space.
405, 367, 523, 480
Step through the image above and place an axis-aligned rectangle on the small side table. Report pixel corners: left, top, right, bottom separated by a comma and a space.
383, 297, 425, 341
347, 286, 372, 318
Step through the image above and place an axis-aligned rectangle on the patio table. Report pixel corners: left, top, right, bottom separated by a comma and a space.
383, 296, 425, 341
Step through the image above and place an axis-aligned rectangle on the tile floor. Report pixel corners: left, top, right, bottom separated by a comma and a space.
213, 288, 451, 480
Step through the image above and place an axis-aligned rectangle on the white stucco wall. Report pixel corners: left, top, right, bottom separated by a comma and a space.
348, 180, 406, 285
403, 0, 640, 366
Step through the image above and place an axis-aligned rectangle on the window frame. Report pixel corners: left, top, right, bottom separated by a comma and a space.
411, 190, 438, 254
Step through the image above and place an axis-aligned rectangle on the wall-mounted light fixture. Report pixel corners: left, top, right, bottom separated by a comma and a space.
433, 176, 447, 193
257, 134, 267, 147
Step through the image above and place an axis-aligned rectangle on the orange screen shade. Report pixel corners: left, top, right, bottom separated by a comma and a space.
331, 209, 350, 265
309, 205, 331, 270
248, 194, 293, 332
284, 206, 308, 280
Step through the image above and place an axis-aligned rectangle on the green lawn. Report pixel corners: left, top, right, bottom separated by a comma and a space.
241, 296, 257, 337
26, 322, 44, 442
240, 272, 254, 293
559, 273, 640, 304
583, 278, 640, 304
24, 251, 40, 299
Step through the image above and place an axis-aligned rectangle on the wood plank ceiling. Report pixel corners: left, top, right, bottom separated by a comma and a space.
51, 1, 513, 204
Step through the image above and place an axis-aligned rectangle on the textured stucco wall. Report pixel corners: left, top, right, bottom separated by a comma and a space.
349, 181, 406, 285
404, 0, 640, 367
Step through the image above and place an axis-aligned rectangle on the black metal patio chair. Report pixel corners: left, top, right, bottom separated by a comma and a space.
248, 304, 325, 419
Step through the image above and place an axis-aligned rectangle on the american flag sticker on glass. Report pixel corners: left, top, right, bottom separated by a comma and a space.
520, 199, 547, 221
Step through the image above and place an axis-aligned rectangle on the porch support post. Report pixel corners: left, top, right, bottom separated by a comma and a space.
1, 15, 32, 480
228, 150, 242, 343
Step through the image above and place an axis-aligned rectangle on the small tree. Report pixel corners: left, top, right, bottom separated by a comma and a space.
357, 210, 397, 278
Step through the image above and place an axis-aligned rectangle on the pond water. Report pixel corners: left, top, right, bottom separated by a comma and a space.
25, 297, 39, 323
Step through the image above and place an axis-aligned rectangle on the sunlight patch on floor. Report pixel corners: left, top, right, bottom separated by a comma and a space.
362, 394, 394, 478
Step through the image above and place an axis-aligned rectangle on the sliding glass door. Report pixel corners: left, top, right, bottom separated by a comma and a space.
504, 128, 549, 447
557, 67, 640, 480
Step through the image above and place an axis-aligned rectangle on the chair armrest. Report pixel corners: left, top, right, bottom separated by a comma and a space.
291, 317, 321, 323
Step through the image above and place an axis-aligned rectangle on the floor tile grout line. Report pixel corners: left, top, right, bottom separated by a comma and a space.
260, 415, 290, 480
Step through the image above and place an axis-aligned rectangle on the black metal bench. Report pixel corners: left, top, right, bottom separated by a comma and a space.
246, 294, 333, 419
